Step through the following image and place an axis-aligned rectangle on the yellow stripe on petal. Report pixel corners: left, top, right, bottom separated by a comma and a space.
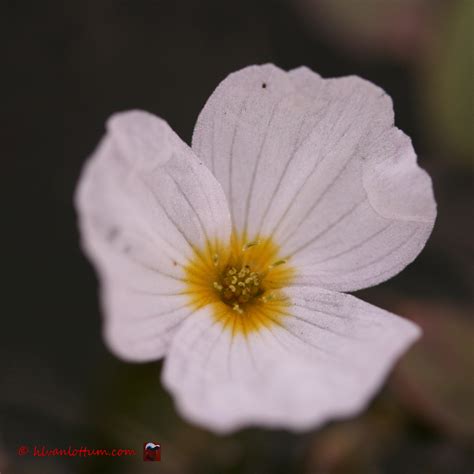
183, 232, 294, 336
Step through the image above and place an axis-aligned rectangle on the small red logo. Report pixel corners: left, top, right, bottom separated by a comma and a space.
143, 442, 161, 462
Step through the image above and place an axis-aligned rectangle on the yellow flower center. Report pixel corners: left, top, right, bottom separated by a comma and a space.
183, 233, 294, 336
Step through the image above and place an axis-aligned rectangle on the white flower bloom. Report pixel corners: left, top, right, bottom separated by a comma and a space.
75, 65, 436, 433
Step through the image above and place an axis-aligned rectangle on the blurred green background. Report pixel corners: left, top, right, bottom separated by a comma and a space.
2, 0, 473, 473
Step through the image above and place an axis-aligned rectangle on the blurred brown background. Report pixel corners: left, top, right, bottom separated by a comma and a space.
1, 0, 473, 473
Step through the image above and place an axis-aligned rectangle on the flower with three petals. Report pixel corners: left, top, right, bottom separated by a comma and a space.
76, 65, 436, 433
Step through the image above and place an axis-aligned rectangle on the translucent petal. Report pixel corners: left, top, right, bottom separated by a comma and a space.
162, 287, 420, 433
192, 65, 436, 291
76, 111, 231, 360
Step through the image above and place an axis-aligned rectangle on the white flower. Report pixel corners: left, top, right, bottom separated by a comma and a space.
75, 65, 436, 433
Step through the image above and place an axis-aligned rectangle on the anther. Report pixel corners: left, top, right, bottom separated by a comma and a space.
212, 254, 219, 266
232, 303, 243, 314
214, 262, 267, 310
242, 240, 260, 251
269, 259, 287, 269
223, 288, 234, 300
261, 292, 275, 303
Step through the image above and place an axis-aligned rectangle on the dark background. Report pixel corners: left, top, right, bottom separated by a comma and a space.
2, 1, 473, 473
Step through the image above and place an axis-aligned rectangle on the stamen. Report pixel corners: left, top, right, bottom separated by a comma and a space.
232, 303, 243, 314
212, 254, 219, 266
213, 263, 264, 310
269, 259, 287, 269
238, 268, 249, 278
261, 292, 276, 303
242, 240, 260, 251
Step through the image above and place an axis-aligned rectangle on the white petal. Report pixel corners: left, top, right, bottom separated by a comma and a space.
192, 65, 436, 291
162, 288, 420, 433
76, 110, 232, 361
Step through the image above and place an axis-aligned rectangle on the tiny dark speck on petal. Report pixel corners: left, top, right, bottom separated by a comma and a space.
107, 227, 119, 242
172, 260, 177, 266
262, 83, 267, 89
